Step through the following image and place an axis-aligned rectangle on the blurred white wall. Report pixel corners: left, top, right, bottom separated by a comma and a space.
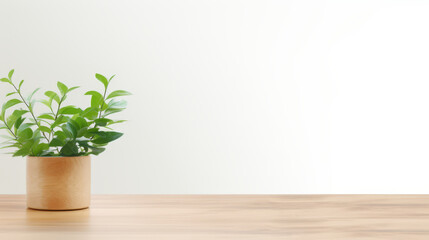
1, 0, 429, 193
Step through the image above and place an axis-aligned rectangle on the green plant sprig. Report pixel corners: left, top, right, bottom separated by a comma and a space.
0, 69, 131, 157
4, 71, 50, 143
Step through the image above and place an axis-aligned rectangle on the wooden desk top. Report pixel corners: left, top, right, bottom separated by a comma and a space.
1, 195, 429, 239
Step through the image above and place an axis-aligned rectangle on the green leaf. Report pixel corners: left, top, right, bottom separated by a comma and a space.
6, 110, 28, 127
77, 140, 105, 155
76, 140, 90, 151
32, 143, 49, 156
18, 80, 24, 90
68, 86, 79, 92
49, 138, 64, 147
58, 106, 82, 115
27, 88, 40, 102
13, 140, 34, 157
60, 141, 79, 156
38, 126, 51, 133
87, 128, 99, 133
61, 122, 77, 139
103, 99, 127, 117
91, 147, 105, 155
14, 117, 25, 132
91, 131, 123, 144
54, 131, 67, 141
95, 98, 106, 110
57, 81, 68, 95
17, 128, 33, 140
94, 118, 112, 127
38, 113, 54, 120
6, 92, 17, 97
32, 129, 43, 140
74, 117, 88, 128
61, 126, 74, 138
108, 75, 116, 82
85, 91, 103, 109
0, 143, 20, 150
8, 69, 14, 80
103, 108, 124, 117
0, 78, 10, 83
40, 99, 52, 109
106, 90, 131, 99
45, 91, 61, 104
84, 127, 99, 138
109, 120, 127, 125
69, 119, 81, 130
2, 99, 22, 111
76, 127, 88, 138
81, 107, 98, 120
51, 115, 68, 129
28, 100, 36, 112
95, 73, 108, 88
102, 101, 109, 111
68, 118, 83, 137
17, 123, 35, 133
107, 99, 127, 109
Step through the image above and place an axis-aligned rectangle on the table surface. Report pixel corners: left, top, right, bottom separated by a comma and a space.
1, 195, 429, 239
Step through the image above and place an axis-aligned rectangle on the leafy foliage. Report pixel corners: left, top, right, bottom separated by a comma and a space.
0, 69, 131, 157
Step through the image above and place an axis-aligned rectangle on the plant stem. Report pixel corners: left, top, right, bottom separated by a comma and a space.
10, 83, 50, 143
98, 86, 108, 119
90, 84, 109, 140
54, 95, 65, 121
3, 121, 18, 139
48, 95, 66, 141
48, 95, 66, 155
2, 120, 34, 155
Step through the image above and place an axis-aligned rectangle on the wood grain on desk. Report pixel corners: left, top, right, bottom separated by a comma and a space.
1, 195, 429, 239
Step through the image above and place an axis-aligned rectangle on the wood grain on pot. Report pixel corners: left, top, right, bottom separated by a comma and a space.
26, 156, 91, 210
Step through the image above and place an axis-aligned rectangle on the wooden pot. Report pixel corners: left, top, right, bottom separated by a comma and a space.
26, 156, 91, 210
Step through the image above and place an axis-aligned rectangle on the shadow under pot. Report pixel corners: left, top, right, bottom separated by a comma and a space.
26, 156, 91, 210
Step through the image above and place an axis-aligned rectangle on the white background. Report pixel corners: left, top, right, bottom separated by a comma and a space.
1, 0, 429, 194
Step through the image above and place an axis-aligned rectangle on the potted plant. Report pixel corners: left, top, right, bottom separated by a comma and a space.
0, 70, 130, 210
